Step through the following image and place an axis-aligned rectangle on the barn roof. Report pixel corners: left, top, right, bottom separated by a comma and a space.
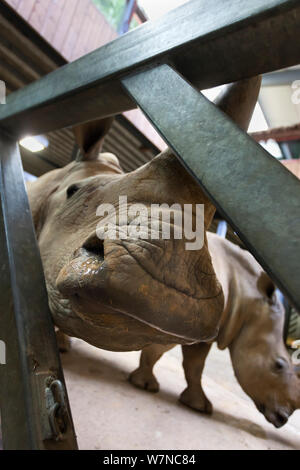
0, 0, 165, 175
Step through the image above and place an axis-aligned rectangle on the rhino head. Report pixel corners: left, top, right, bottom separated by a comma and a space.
229, 272, 300, 428
28, 77, 260, 352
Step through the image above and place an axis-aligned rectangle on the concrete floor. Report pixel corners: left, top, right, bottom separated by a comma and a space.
61, 339, 300, 450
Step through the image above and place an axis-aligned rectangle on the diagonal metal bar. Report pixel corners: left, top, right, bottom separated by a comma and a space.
122, 65, 300, 311
0, 131, 78, 449
0, 0, 299, 137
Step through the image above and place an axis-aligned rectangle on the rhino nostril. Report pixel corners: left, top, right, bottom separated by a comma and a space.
275, 412, 288, 427
83, 237, 104, 259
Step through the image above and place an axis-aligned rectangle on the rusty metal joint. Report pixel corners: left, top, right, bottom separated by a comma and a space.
45, 377, 69, 441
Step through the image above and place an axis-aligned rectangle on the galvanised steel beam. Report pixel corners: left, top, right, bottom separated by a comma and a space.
122, 65, 300, 311
0, 131, 78, 449
0, 0, 299, 137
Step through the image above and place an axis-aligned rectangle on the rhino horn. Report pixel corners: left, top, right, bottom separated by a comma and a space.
73, 116, 114, 161
214, 76, 262, 132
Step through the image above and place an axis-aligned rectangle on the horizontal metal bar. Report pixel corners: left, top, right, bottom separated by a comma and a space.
0, 0, 299, 137
122, 65, 300, 311
0, 132, 78, 449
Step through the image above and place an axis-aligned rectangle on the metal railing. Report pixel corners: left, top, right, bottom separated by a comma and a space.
0, 0, 300, 449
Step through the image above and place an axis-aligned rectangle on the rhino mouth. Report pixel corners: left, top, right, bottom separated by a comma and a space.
56, 232, 223, 343
82, 234, 216, 301
256, 403, 291, 428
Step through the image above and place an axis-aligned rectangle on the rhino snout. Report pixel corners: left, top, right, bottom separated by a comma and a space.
266, 410, 290, 428
256, 402, 292, 428
56, 232, 223, 343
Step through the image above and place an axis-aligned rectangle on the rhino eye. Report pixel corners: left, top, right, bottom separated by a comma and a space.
274, 358, 287, 371
66, 184, 80, 198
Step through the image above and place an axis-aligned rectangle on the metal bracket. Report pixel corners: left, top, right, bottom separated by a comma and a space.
35, 373, 70, 442
45, 377, 69, 441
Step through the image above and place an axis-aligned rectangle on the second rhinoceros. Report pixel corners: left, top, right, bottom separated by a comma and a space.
129, 232, 300, 428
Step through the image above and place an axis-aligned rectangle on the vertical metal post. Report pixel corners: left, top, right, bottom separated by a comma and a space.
0, 131, 77, 449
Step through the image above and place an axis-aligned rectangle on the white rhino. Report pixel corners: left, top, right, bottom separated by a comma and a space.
129, 233, 300, 428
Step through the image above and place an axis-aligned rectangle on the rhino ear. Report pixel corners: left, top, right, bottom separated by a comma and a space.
97, 152, 123, 173
214, 76, 262, 132
73, 117, 114, 161
257, 271, 276, 302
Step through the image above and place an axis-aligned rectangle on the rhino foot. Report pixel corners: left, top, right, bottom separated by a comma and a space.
179, 386, 213, 414
129, 367, 159, 393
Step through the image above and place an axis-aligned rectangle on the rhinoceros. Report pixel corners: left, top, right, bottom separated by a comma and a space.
129, 232, 300, 428
27, 77, 260, 352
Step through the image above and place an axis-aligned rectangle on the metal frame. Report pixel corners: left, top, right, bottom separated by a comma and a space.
0, 132, 77, 449
1, 0, 299, 137
0, 0, 300, 449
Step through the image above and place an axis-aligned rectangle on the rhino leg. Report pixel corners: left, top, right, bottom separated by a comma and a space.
55, 329, 72, 353
180, 343, 212, 414
129, 344, 175, 392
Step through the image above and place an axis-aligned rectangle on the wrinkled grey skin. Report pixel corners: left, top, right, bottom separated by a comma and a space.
130, 233, 300, 428
28, 149, 223, 351
27, 77, 260, 353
